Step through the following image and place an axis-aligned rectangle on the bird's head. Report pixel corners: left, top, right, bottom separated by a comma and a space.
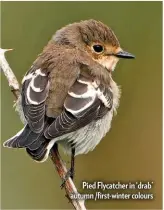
53, 19, 135, 72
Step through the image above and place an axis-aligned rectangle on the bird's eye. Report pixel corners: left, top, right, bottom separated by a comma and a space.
92, 45, 104, 53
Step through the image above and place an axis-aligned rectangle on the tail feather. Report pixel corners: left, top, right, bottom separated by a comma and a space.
27, 135, 47, 150
3, 125, 31, 148
3, 123, 51, 162
26, 141, 48, 162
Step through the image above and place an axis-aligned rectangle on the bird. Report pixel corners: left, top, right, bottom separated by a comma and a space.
3, 19, 135, 179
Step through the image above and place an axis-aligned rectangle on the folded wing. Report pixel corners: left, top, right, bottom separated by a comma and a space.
22, 68, 50, 133
44, 75, 113, 139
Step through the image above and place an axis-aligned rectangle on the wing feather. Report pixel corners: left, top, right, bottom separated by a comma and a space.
21, 68, 49, 133
44, 75, 113, 139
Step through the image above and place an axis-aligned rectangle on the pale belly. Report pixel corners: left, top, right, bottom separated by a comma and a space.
55, 110, 114, 155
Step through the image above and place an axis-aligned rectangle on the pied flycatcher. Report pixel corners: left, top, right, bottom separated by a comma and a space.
3, 20, 135, 169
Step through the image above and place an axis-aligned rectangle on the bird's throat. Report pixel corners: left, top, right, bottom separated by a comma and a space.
97, 56, 119, 72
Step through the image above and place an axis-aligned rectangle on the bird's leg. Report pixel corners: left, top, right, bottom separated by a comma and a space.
61, 147, 75, 189
70, 147, 75, 180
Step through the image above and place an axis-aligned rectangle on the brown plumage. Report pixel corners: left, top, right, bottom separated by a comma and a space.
3, 19, 135, 165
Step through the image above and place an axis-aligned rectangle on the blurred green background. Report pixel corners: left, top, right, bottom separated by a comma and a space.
0, 1, 162, 209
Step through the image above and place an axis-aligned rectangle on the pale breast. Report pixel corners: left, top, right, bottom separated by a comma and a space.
58, 111, 113, 155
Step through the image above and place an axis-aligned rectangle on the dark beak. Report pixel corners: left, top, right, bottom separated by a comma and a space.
115, 51, 135, 59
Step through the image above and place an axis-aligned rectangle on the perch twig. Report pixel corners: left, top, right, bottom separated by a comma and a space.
0, 48, 20, 99
0, 48, 86, 210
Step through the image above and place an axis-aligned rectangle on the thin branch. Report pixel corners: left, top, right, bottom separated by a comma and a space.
50, 146, 86, 209
0, 48, 86, 210
0, 48, 20, 99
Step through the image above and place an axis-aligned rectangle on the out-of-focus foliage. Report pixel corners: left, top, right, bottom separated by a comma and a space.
1, 2, 162, 209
